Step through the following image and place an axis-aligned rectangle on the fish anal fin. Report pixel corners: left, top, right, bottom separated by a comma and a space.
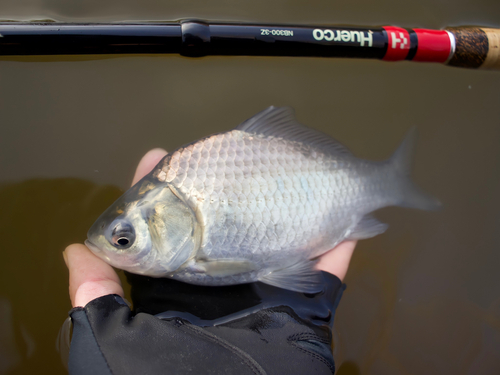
259, 259, 323, 293
346, 214, 388, 240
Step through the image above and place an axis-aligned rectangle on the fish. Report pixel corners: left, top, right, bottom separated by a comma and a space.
85, 106, 440, 293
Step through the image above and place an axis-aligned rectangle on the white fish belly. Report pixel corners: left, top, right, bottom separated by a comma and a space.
161, 130, 387, 277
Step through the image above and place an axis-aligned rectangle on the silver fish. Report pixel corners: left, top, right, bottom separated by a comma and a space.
86, 107, 439, 292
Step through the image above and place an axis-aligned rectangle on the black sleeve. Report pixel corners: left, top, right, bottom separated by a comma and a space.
68, 272, 345, 375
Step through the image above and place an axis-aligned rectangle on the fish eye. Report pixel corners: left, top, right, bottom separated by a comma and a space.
109, 221, 135, 250
117, 237, 129, 246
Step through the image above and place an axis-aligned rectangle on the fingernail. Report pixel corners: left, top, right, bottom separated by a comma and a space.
62, 250, 69, 267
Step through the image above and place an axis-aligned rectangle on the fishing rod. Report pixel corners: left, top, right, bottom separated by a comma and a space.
0, 20, 498, 70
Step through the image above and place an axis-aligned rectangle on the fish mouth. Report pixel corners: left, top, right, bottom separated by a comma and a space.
84, 239, 102, 254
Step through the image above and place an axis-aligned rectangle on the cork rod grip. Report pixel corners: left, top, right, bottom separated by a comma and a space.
446, 27, 500, 70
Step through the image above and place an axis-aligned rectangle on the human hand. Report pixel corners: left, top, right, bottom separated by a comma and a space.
64, 149, 356, 308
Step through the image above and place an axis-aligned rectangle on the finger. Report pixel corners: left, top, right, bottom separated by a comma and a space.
315, 240, 357, 281
64, 243, 124, 308
132, 148, 168, 185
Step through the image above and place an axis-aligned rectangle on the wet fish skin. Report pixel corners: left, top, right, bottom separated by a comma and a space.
86, 107, 439, 293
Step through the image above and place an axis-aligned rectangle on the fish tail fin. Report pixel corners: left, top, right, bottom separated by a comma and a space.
389, 127, 441, 211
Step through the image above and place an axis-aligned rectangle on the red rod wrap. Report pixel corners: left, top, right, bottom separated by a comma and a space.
383, 26, 410, 61
383, 26, 451, 63
413, 29, 451, 62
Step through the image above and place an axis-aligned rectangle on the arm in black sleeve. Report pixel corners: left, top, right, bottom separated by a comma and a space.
68, 272, 345, 375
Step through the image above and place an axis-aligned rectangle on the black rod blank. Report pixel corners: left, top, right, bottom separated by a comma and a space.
0, 21, 387, 59
0, 23, 182, 55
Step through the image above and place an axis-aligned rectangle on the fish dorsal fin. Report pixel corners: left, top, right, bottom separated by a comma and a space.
236, 106, 352, 156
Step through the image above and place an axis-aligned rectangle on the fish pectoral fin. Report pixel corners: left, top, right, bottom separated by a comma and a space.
195, 259, 257, 277
346, 214, 388, 240
259, 260, 323, 293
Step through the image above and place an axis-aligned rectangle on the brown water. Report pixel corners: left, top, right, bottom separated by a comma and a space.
1, 0, 500, 374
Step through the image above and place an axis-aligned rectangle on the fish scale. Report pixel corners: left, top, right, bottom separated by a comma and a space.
86, 106, 439, 293
164, 130, 372, 266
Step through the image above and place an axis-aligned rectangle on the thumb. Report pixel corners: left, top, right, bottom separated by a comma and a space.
64, 243, 124, 308
132, 148, 168, 186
